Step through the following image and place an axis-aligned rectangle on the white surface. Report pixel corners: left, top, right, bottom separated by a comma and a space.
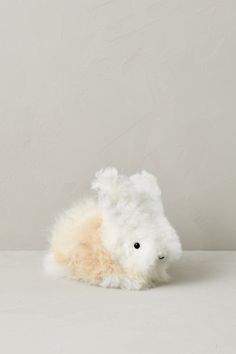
0, 1, 236, 250
0, 251, 235, 354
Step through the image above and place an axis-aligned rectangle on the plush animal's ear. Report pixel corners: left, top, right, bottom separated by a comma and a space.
92, 167, 119, 200
130, 170, 161, 197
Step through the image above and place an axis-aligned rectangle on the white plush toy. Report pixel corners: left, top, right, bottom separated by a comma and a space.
45, 168, 182, 290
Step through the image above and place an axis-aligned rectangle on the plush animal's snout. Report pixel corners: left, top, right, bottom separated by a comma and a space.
157, 252, 166, 260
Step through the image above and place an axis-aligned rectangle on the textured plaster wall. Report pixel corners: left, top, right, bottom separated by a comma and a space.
0, 1, 235, 249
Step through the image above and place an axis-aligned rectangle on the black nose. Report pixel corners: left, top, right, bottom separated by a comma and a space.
158, 256, 165, 260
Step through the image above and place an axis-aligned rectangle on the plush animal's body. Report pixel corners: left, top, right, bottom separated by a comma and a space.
45, 168, 182, 290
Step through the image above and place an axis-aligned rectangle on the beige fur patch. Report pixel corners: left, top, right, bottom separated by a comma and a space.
51, 212, 128, 285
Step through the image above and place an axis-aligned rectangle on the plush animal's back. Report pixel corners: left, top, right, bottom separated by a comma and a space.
45, 198, 126, 285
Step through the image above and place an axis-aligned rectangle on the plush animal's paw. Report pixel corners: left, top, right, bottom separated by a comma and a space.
151, 267, 171, 285
100, 274, 145, 290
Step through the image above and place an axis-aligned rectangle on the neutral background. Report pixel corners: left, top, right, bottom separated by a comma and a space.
0, 0, 235, 250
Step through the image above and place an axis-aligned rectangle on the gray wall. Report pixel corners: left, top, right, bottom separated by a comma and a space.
0, 1, 235, 250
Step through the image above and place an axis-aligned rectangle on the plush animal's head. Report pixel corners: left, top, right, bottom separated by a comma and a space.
92, 168, 182, 277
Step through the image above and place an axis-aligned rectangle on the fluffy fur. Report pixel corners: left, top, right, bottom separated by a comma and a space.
45, 168, 182, 290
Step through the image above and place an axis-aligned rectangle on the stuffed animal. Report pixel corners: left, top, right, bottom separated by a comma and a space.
44, 168, 182, 290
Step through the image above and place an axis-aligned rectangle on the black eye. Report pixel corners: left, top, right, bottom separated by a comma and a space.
134, 242, 140, 249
